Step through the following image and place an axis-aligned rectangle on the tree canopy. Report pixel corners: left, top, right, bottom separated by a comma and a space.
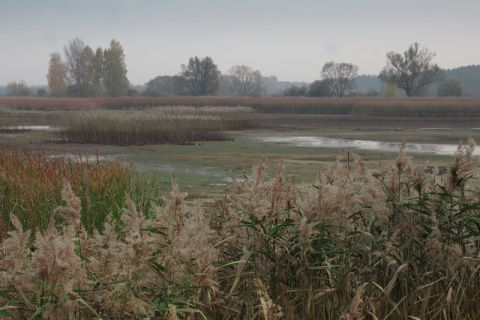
437, 79, 463, 97
6, 80, 31, 96
46, 52, 67, 97
283, 85, 307, 97
228, 65, 262, 96
143, 75, 184, 97
379, 43, 444, 97
47, 38, 131, 97
321, 61, 358, 97
103, 40, 129, 97
179, 56, 220, 96
63, 38, 99, 97
308, 79, 332, 97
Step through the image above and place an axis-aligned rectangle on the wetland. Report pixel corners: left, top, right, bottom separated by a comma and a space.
1, 111, 478, 201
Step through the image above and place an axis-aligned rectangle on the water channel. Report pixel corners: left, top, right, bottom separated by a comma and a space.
256, 135, 480, 156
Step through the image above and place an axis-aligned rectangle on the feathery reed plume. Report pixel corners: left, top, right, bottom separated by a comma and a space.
229, 158, 272, 221
162, 176, 187, 234
29, 193, 87, 318
340, 283, 366, 320
256, 278, 284, 320
446, 135, 477, 192
167, 303, 179, 320
0, 214, 32, 290
54, 180, 83, 237
168, 202, 219, 297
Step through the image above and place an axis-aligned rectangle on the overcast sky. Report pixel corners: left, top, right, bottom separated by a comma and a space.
1, 0, 479, 86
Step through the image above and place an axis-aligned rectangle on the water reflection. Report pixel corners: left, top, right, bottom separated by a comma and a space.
0, 125, 54, 131
258, 136, 479, 156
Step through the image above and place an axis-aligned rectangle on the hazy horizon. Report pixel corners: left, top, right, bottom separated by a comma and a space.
1, 0, 479, 86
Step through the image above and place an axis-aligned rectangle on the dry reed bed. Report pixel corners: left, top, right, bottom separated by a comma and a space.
248, 97, 480, 116
59, 106, 258, 145
2, 96, 480, 117
0, 97, 101, 112
1, 138, 479, 319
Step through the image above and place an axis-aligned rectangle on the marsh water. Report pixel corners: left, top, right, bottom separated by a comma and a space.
2, 124, 476, 156
0, 125, 55, 131
256, 135, 480, 156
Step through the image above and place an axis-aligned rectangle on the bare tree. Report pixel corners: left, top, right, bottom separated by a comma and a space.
228, 65, 262, 96
379, 43, 444, 97
63, 38, 97, 97
321, 61, 358, 97
46, 52, 67, 97
179, 56, 220, 96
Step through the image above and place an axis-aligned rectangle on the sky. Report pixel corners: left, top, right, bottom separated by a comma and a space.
1, 0, 479, 86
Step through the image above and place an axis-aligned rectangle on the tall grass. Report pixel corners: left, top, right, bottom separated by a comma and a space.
2, 96, 480, 116
0, 148, 160, 237
1, 139, 480, 318
59, 106, 258, 145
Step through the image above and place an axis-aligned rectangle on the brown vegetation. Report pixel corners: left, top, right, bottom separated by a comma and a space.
1, 96, 480, 117
1, 137, 479, 318
59, 106, 257, 145
0, 148, 159, 236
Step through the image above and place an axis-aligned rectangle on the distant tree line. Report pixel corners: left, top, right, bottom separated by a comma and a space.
142, 58, 263, 97
3, 40, 479, 97
45, 38, 129, 97
167, 43, 446, 98
5, 80, 32, 97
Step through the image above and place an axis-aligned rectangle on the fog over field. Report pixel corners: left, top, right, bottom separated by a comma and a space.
1, 0, 479, 86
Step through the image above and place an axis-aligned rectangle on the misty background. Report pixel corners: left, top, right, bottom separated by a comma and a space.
1, 0, 479, 96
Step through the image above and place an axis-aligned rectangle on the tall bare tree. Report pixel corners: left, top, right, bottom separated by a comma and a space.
46, 52, 67, 97
321, 61, 358, 97
179, 56, 220, 96
228, 65, 262, 96
63, 38, 97, 97
103, 39, 129, 97
379, 43, 444, 97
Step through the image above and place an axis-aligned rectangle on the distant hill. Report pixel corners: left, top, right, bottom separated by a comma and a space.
261, 76, 309, 96
441, 65, 480, 96
355, 75, 383, 95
